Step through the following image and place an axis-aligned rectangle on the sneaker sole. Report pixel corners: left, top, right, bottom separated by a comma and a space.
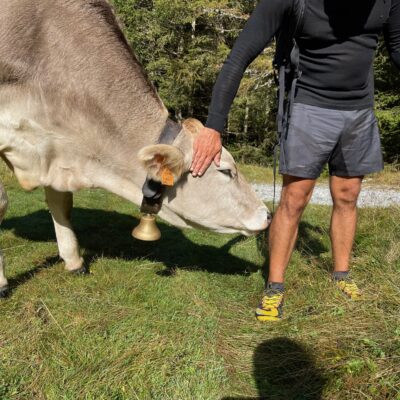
256, 314, 282, 322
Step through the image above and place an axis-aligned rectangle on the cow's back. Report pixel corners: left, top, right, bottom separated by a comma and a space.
1, 0, 165, 114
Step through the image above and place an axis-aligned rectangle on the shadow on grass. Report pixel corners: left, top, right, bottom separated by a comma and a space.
3, 209, 329, 294
2, 208, 260, 278
296, 222, 328, 258
256, 221, 328, 281
6, 255, 61, 297
222, 337, 327, 400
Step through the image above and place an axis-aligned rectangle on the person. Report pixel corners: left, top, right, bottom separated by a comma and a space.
190, 0, 400, 321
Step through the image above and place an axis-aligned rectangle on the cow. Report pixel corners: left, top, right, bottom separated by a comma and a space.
0, 0, 271, 296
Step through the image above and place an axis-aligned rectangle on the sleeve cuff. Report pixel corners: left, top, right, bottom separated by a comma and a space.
205, 113, 226, 134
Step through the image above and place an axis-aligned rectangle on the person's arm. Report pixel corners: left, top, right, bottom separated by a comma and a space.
205, 0, 290, 133
384, 0, 400, 70
191, 0, 291, 177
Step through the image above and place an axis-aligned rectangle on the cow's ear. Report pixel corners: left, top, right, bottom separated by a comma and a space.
138, 144, 185, 182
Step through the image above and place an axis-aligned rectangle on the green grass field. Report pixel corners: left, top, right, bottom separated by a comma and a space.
0, 165, 399, 400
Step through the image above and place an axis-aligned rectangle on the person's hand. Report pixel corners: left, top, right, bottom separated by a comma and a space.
190, 127, 222, 177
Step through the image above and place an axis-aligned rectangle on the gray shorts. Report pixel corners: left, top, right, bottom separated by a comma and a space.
279, 103, 384, 179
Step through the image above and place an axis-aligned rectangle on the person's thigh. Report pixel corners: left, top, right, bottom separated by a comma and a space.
280, 103, 344, 179
329, 108, 384, 177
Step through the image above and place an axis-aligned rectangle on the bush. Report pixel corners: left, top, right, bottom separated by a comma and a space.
227, 143, 274, 166
376, 108, 400, 163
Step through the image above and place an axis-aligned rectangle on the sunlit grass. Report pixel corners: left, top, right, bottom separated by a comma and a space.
0, 164, 399, 399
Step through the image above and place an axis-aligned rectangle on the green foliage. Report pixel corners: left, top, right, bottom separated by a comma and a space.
111, 0, 249, 120
374, 40, 400, 162
374, 40, 400, 94
376, 108, 400, 162
228, 143, 273, 167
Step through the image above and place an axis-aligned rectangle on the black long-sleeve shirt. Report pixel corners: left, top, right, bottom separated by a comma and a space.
206, 0, 400, 133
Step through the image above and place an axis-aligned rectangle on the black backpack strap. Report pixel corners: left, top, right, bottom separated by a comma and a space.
286, 41, 302, 131
274, 0, 306, 138
276, 65, 286, 137
273, 0, 306, 70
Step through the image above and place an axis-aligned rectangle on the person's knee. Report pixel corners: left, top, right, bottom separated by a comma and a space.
280, 188, 309, 219
332, 184, 360, 209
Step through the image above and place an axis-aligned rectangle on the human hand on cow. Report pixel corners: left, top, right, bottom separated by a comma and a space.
190, 127, 222, 177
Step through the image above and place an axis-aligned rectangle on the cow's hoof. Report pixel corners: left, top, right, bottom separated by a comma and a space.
0, 286, 9, 298
70, 266, 90, 275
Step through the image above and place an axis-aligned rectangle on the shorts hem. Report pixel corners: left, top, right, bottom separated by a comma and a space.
330, 165, 384, 177
279, 168, 320, 180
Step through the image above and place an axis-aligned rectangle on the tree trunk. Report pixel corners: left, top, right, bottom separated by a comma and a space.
244, 98, 249, 135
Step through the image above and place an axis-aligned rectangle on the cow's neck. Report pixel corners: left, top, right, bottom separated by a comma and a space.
34, 0, 171, 157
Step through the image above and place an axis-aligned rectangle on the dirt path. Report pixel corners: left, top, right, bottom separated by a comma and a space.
252, 183, 400, 208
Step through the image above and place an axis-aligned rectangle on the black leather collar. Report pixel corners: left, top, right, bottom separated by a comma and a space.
158, 119, 182, 145
140, 118, 182, 214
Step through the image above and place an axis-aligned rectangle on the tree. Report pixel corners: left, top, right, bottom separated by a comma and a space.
374, 40, 400, 163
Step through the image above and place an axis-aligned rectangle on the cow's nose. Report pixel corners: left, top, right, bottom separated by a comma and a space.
244, 206, 271, 232
261, 210, 272, 230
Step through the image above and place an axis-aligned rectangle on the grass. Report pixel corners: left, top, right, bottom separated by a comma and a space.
238, 162, 400, 186
0, 164, 400, 399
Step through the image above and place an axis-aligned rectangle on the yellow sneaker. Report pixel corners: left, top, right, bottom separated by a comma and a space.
256, 290, 284, 322
335, 278, 363, 301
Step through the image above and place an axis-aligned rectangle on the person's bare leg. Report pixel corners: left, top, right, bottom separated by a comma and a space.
268, 175, 317, 283
329, 175, 363, 272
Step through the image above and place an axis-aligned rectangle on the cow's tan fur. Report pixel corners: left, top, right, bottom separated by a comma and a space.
182, 118, 203, 136
0, 0, 270, 290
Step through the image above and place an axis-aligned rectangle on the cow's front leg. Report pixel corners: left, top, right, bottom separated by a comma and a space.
45, 188, 86, 274
0, 182, 9, 297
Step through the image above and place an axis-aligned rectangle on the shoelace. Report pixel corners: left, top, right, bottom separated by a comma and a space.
261, 293, 283, 309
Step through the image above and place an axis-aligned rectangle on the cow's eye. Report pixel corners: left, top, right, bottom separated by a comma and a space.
219, 169, 234, 178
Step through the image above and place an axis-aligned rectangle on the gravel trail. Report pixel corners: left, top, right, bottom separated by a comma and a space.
252, 183, 400, 208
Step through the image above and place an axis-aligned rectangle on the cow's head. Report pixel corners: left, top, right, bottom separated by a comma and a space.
138, 119, 271, 236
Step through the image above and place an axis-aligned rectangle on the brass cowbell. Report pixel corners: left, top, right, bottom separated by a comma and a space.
132, 214, 161, 241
